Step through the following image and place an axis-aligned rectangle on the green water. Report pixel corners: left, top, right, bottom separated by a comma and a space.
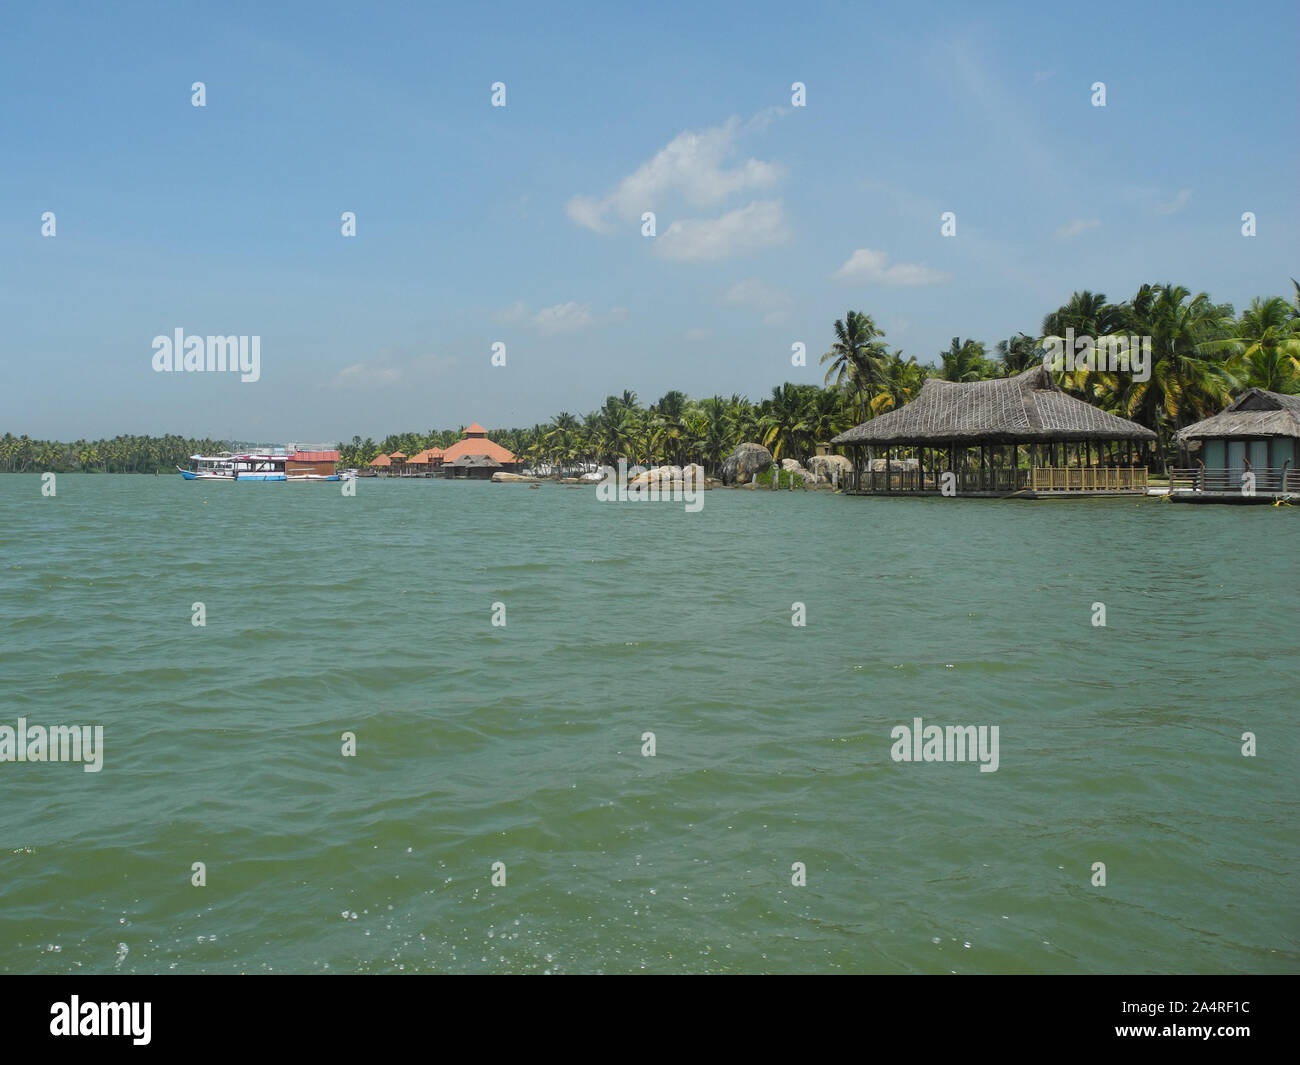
1, 474, 1296, 974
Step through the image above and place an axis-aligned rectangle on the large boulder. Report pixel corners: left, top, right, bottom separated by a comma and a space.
809, 454, 853, 479
720, 443, 774, 485
867, 457, 919, 472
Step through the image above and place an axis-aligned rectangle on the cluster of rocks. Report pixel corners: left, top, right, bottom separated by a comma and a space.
720, 444, 854, 488
625, 463, 708, 490
494, 448, 859, 491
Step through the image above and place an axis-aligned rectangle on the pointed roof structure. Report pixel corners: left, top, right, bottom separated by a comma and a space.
831, 366, 1156, 446
369, 453, 392, 467
441, 422, 518, 464
1175, 388, 1300, 442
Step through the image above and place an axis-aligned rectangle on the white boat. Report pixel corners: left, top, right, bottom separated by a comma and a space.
178, 449, 342, 482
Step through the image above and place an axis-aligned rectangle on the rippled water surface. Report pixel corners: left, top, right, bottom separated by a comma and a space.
0, 474, 1296, 973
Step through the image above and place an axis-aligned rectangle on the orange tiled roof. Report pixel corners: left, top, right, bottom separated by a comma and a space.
389, 451, 407, 459
441, 438, 517, 463
440, 423, 514, 463
369, 454, 392, 467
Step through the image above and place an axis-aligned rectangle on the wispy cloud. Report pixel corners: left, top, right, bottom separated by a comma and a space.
684, 327, 713, 341
1056, 218, 1100, 238
723, 278, 793, 325
1154, 188, 1192, 215
495, 301, 625, 333
565, 116, 783, 234
831, 248, 950, 286
655, 200, 790, 262
328, 362, 400, 388
325, 353, 452, 389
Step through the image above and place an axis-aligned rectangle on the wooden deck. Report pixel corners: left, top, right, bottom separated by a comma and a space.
1168, 467, 1298, 504
847, 466, 1149, 497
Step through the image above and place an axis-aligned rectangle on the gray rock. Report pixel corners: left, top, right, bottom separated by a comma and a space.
720, 443, 775, 485
809, 454, 853, 479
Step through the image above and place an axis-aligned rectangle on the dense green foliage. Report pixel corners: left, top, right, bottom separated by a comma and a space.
0, 434, 232, 474
7, 283, 1297, 474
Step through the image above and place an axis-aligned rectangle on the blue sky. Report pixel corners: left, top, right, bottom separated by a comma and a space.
2, 0, 1296, 442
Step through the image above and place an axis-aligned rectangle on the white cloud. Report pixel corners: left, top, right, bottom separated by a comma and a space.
684, 327, 713, 341
495, 301, 529, 324
655, 200, 790, 262
326, 362, 401, 389
723, 278, 793, 325
831, 248, 950, 286
1056, 218, 1100, 238
495, 301, 624, 333
1154, 188, 1192, 215
565, 117, 783, 234
532, 302, 593, 333
324, 351, 456, 389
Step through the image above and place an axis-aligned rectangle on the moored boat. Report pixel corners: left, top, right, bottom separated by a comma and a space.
178, 449, 341, 482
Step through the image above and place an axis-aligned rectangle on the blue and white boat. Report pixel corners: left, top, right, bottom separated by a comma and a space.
178, 449, 342, 482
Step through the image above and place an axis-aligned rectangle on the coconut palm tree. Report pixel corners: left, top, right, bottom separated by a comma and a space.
937, 337, 995, 382
995, 333, 1044, 374
872, 351, 927, 413
821, 311, 888, 424
1203, 296, 1299, 389
1041, 290, 1126, 339
1118, 283, 1235, 459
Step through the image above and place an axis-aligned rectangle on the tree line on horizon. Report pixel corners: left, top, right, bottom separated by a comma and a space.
4, 282, 1296, 475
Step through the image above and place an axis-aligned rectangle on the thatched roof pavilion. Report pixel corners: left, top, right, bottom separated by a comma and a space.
443, 454, 502, 480
831, 366, 1156, 496
1174, 388, 1300, 443
1170, 389, 1300, 500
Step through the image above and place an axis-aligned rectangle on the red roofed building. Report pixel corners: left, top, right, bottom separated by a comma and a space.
287, 449, 341, 478
441, 424, 521, 477
407, 447, 446, 476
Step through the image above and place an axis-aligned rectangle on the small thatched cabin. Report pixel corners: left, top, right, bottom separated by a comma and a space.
1171, 388, 1300, 501
830, 366, 1156, 496
443, 454, 502, 480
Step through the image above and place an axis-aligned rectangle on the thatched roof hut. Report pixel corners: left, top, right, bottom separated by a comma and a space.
1173, 388, 1300, 443
444, 454, 502, 479
830, 367, 1155, 496
1169, 389, 1300, 500
831, 366, 1155, 446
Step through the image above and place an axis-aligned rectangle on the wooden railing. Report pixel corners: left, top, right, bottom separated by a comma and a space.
858, 468, 1028, 492
854, 466, 1151, 492
1029, 467, 1148, 491
1169, 467, 1299, 493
